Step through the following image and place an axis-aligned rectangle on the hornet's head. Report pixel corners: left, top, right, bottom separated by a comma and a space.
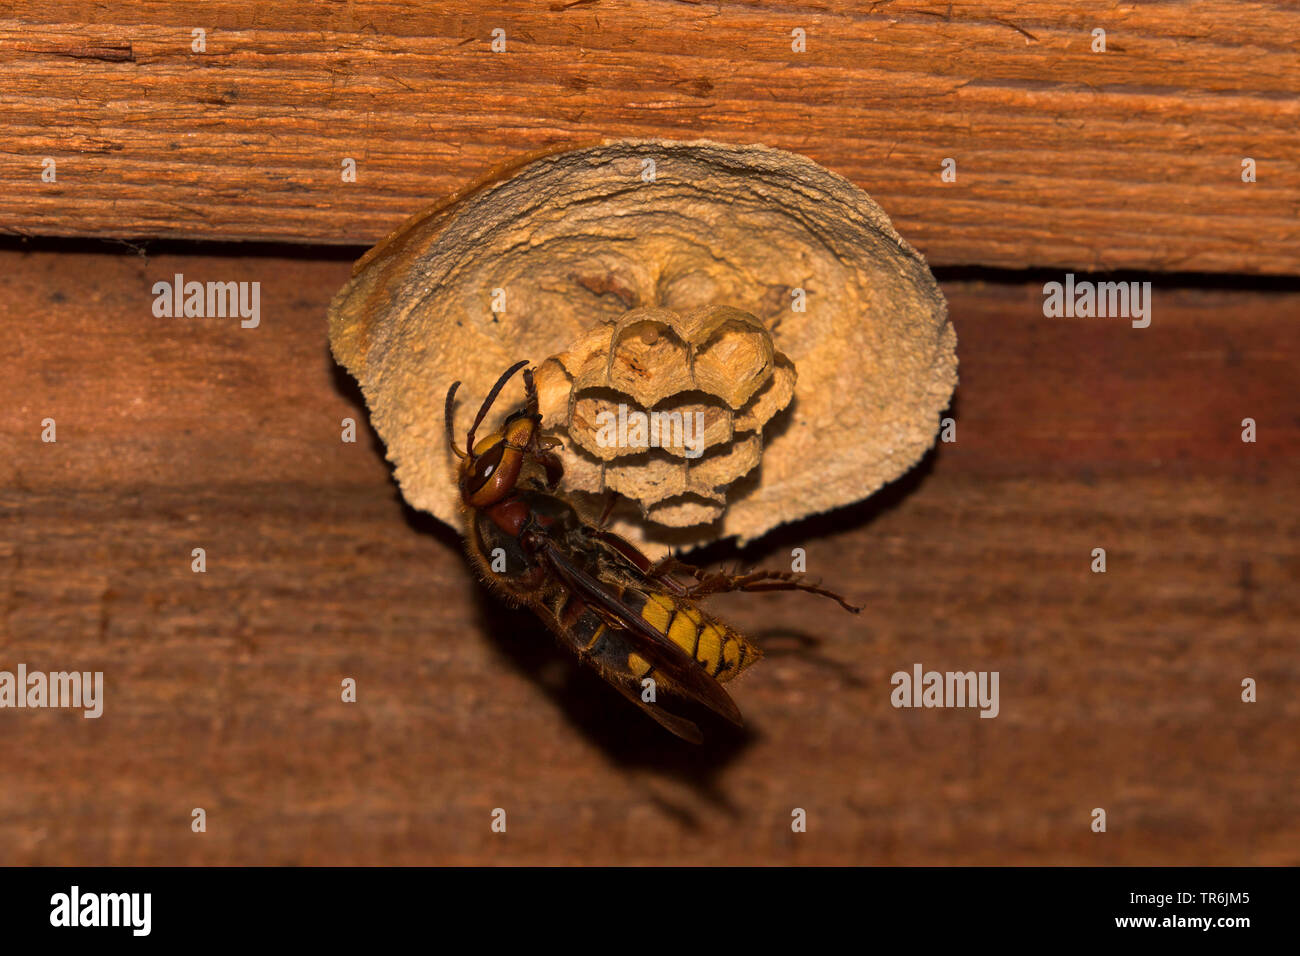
445, 360, 555, 509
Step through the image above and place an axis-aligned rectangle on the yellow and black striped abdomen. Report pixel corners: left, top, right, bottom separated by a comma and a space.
622, 589, 761, 685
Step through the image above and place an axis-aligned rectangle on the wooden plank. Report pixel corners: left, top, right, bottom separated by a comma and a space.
1, 248, 1296, 864
2, 1, 1298, 274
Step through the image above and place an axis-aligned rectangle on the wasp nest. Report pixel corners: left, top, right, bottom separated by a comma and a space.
531, 305, 796, 527
329, 139, 957, 556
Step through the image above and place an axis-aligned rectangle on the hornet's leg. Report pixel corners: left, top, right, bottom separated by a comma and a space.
523, 367, 566, 488
646, 556, 862, 613
523, 366, 541, 415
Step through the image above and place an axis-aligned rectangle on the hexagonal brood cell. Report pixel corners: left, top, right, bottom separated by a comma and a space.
531, 305, 796, 527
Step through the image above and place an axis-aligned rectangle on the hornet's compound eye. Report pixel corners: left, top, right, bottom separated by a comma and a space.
468, 442, 506, 494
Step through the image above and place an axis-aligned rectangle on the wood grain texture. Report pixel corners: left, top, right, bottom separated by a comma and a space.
1, 248, 1295, 864
2, 1, 1298, 274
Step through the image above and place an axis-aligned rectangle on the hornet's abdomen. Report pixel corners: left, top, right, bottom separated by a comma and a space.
619, 589, 760, 685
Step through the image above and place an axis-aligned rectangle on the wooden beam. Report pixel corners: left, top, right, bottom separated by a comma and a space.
2, 248, 1295, 863
2, 1, 1297, 273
